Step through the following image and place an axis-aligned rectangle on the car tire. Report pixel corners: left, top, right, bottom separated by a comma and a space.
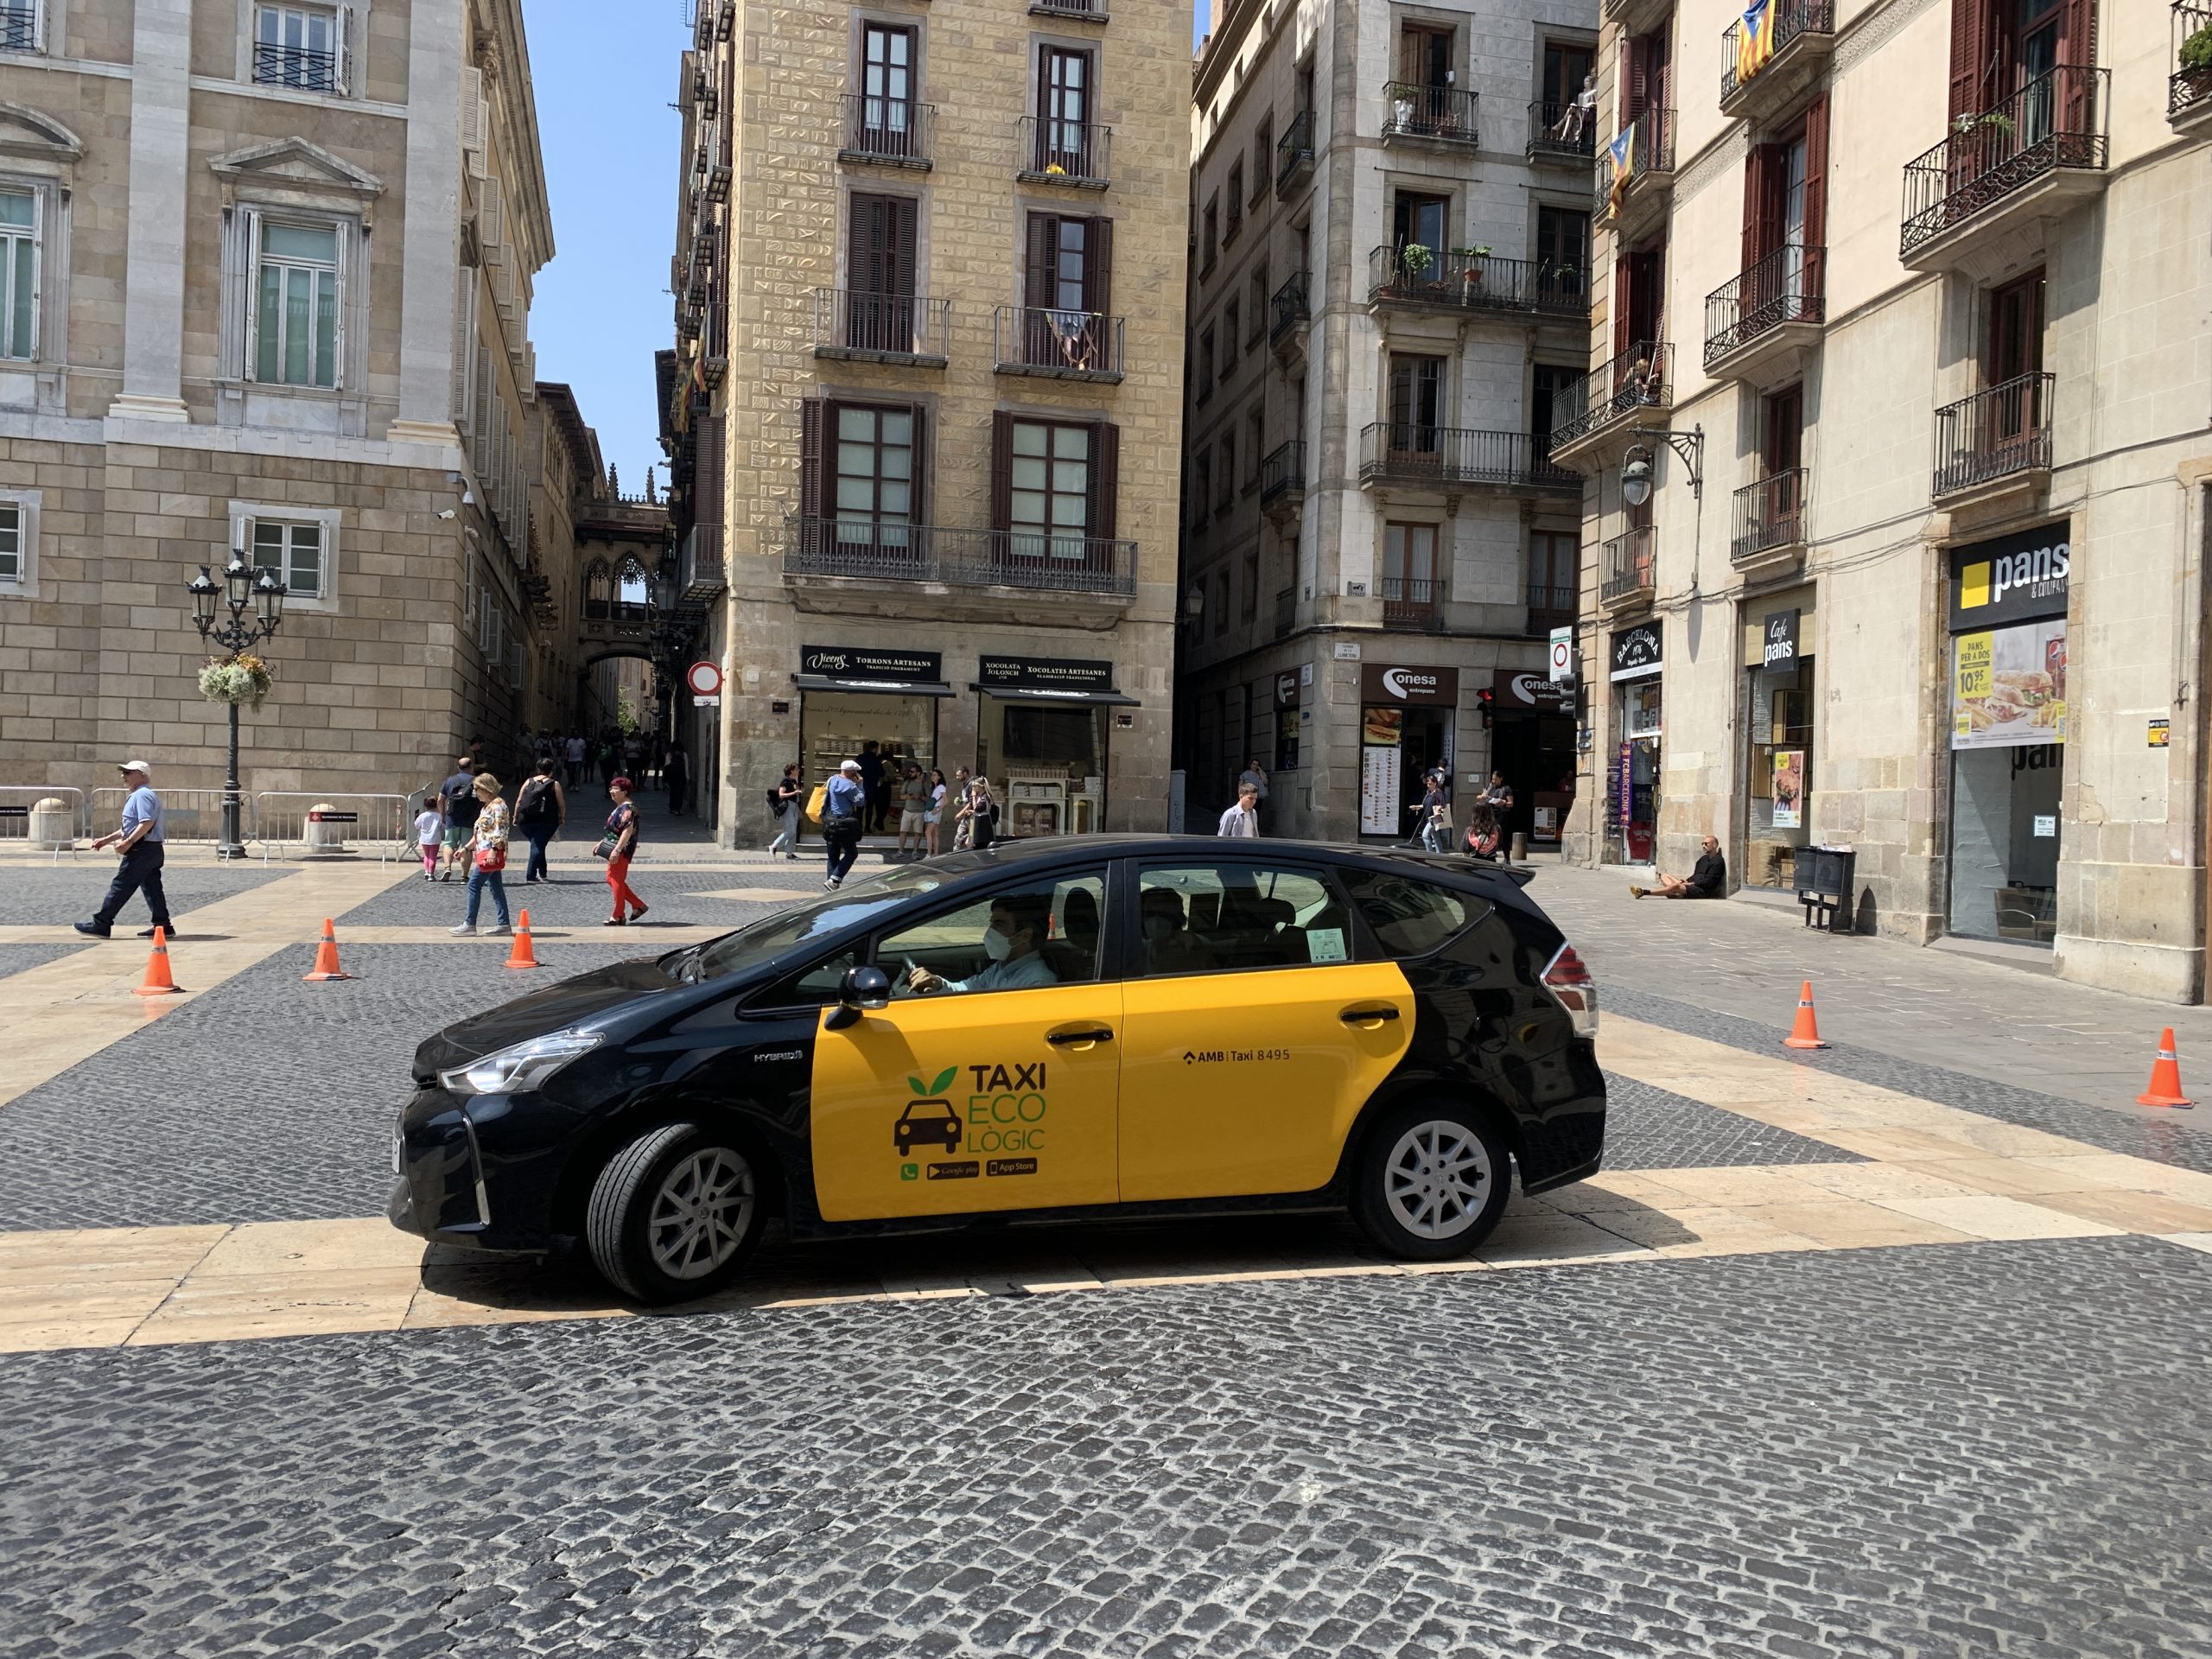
1350, 1100, 1512, 1262
586, 1122, 766, 1305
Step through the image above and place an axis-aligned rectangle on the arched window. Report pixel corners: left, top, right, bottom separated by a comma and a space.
613, 554, 651, 621
583, 558, 612, 620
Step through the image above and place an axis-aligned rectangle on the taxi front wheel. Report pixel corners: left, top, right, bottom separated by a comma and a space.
1351, 1102, 1511, 1261
587, 1122, 766, 1304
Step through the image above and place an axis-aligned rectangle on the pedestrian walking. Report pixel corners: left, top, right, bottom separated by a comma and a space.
968, 778, 1000, 851
857, 741, 887, 836
514, 757, 566, 885
1483, 768, 1517, 866
895, 762, 929, 860
820, 759, 866, 888
437, 755, 480, 881
1418, 770, 1451, 853
1217, 780, 1262, 838
413, 790, 446, 880
74, 760, 175, 939
563, 731, 586, 788
664, 739, 690, 817
766, 762, 803, 860
925, 768, 948, 857
950, 766, 975, 850
449, 773, 512, 937
600, 776, 650, 925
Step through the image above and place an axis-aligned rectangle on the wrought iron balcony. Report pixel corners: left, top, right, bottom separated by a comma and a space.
1528, 99, 1597, 164
1275, 109, 1316, 196
1269, 271, 1309, 344
1260, 440, 1306, 505
1719, 0, 1835, 113
1549, 342, 1669, 454
1704, 244, 1826, 377
1732, 469, 1808, 566
784, 516, 1136, 599
1366, 246, 1589, 320
1595, 108, 1675, 223
1900, 67, 2108, 267
1380, 576, 1445, 632
1599, 528, 1655, 607
1524, 583, 1578, 637
1, 3, 36, 51
1359, 425, 1579, 492
1933, 373, 2053, 501
812, 289, 951, 365
837, 95, 936, 168
1030, 0, 1108, 17
1016, 117, 1111, 188
253, 41, 340, 92
2176, 3, 2212, 126
677, 523, 727, 603
994, 307, 1124, 382
1382, 82, 1478, 145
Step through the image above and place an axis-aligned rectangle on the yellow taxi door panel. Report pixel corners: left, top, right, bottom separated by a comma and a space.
1117, 963, 1413, 1202
810, 986, 1122, 1222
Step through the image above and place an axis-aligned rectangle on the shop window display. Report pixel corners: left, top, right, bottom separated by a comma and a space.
982, 702, 1107, 836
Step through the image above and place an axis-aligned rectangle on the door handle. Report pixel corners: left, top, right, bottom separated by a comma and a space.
1339, 1006, 1402, 1027
1046, 1027, 1116, 1047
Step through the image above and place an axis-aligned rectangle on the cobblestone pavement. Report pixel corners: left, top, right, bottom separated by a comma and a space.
1599, 1074, 1865, 1171
4, 1236, 2209, 1659
0, 861, 289, 927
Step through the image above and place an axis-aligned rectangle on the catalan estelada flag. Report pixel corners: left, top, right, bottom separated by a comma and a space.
1736, 0, 1777, 85
1605, 125, 1636, 218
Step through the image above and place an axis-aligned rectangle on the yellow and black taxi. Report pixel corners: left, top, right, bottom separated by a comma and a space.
390, 837, 1604, 1304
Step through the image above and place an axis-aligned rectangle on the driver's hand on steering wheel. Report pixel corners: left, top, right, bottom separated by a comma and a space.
906, 964, 943, 994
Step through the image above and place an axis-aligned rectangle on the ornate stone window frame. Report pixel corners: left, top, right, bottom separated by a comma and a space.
0, 101, 80, 416
228, 499, 342, 613
0, 485, 41, 600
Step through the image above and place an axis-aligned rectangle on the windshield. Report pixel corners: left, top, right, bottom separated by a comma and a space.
679, 864, 948, 982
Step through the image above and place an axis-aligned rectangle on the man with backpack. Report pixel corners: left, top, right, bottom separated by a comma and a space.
514, 758, 567, 884
436, 756, 480, 882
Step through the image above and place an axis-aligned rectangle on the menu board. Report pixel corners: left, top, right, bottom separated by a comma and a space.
1952, 620, 2067, 749
1360, 744, 1402, 836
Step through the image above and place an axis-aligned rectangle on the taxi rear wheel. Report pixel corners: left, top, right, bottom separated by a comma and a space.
1351, 1103, 1510, 1261
586, 1122, 765, 1304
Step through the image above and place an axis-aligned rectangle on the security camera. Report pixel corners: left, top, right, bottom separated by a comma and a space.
435, 508, 458, 520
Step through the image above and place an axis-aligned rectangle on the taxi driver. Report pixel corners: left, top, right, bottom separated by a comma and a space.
905, 894, 1058, 995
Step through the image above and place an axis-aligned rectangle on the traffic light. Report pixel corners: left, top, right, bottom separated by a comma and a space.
1476, 687, 1496, 730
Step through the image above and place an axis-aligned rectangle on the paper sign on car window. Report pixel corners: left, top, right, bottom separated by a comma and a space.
1307, 928, 1347, 963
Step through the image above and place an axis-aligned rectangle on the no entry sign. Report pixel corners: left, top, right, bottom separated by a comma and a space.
685, 661, 723, 698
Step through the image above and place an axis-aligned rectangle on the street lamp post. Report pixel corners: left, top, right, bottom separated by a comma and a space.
188, 552, 287, 859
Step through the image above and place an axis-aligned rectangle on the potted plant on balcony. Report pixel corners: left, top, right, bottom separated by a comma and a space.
2181, 24, 2212, 104
1393, 92, 1417, 131
1451, 246, 1491, 301
1398, 240, 1434, 291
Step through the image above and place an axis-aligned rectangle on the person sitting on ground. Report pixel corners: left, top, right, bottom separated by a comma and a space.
1634, 835, 1727, 899
903, 894, 1057, 995
1465, 802, 1503, 863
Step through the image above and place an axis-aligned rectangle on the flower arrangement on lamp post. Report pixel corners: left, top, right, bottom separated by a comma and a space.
188, 553, 287, 859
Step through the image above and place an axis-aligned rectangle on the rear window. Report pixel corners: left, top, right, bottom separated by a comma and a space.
1340, 869, 1478, 958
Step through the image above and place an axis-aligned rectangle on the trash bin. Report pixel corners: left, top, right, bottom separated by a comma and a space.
1794, 844, 1857, 933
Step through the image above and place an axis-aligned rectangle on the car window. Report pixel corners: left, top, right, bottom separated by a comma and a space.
1138, 863, 1349, 975
881, 869, 1107, 997
687, 864, 947, 982
748, 948, 859, 1011
1339, 868, 1478, 958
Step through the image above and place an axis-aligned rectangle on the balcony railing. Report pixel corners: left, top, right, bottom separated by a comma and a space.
1275, 109, 1316, 195
1359, 425, 1578, 491
1269, 271, 1309, 342
1383, 82, 1478, 144
785, 516, 1136, 598
1380, 575, 1445, 630
1549, 342, 1669, 448
1260, 441, 1306, 504
1720, 0, 1834, 104
837, 95, 936, 167
1030, 0, 1108, 16
993, 307, 1124, 380
1704, 243, 1826, 368
1016, 116, 1111, 187
1932, 372, 2053, 499
1, 3, 36, 51
813, 289, 952, 361
1366, 246, 1589, 319
2175, 3, 2212, 119
1900, 67, 2109, 259
1600, 528, 1656, 605
1528, 98, 1597, 162
1596, 108, 1675, 217
1732, 469, 1808, 563
253, 41, 340, 92
677, 523, 727, 602
1524, 583, 1577, 637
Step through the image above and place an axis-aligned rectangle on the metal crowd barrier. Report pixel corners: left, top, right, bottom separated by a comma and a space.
252, 792, 416, 863
0, 785, 87, 860
89, 787, 248, 847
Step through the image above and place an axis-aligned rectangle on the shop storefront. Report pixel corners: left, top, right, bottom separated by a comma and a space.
1608, 623, 1662, 863
1945, 523, 2069, 944
1357, 663, 1458, 840
795, 643, 951, 837
1490, 670, 1577, 848
1741, 593, 1816, 888
972, 656, 1137, 836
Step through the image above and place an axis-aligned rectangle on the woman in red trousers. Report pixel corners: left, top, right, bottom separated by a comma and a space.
601, 777, 649, 925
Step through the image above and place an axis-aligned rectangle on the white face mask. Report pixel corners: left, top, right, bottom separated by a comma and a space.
982, 924, 1014, 963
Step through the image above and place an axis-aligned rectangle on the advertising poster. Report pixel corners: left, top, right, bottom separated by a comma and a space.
1953, 620, 2067, 749
1616, 742, 1633, 833
1771, 749, 1804, 830
1359, 743, 1402, 836
1362, 705, 1406, 745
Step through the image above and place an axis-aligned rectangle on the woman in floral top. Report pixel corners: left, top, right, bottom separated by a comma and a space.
451, 773, 512, 937
602, 775, 648, 926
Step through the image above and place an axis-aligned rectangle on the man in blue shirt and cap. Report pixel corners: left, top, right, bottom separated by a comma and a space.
76, 760, 176, 939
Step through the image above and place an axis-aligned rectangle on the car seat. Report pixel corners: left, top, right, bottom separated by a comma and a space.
1044, 886, 1100, 981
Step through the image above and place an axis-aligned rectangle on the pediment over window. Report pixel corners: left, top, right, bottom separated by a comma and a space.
211, 137, 384, 200
0, 102, 85, 168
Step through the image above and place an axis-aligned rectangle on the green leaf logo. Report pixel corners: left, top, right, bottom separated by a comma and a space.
930, 1065, 957, 1096
906, 1075, 926, 1096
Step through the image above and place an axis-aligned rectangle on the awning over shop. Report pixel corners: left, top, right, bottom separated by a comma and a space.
793, 674, 956, 697
969, 683, 1141, 706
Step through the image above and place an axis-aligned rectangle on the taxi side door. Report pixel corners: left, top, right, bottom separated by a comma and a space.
809, 864, 1121, 1222
1116, 857, 1413, 1202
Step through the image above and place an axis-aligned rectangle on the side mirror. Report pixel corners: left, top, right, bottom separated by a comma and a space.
824, 964, 892, 1030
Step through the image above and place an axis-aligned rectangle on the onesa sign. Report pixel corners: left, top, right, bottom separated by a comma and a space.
1359, 664, 1459, 704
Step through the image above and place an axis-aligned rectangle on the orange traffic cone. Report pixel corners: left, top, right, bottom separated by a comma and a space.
132, 926, 184, 996
1783, 980, 1827, 1050
505, 910, 541, 970
2136, 1028, 2196, 1109
302, 918, 352, 982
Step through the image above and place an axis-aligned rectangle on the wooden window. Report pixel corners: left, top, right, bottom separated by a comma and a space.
1225, 160, 1244, 237
1541, 39, 1594, 112
1398, 24, 1452, 89
1530, 364, 1579, 456
0, 188, 36, 361
1221, 300, 1238, 369
1244, 408, 1263, 484
1247, 266, 1268, 342
802, 399, 925, 561
1024, 212, 1111, 314
1613, 243, 1664, 358
1251, 119, 1272, 200
1986, 269, 2046, 384
1383, 523, 1440, 621
1763, 385, 1803, 475
1217, 436, 1235, 510
859, 24, 918, 157
847, 193, 917, 351
1528, 530, 1577, 616
1392, 191, 1450, 258
1386, 353, 1444, 452
990, 411, 1118, 552
1537, 206, 1588, 292
1039, 45, 1096, 171
1202, 194, 1218, 270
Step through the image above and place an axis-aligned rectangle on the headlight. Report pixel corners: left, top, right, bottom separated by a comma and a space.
440, 1029, 603, 1096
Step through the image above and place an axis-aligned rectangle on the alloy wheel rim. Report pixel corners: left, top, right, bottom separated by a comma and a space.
1383, 1121, 1492, 1240
647, 1147, 755, 1280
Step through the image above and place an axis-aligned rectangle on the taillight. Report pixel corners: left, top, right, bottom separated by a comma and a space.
1542, 943, 1599, 1038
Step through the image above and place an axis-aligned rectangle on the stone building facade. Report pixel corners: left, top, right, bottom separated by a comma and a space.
665, 0, 1188, 847
0, 0, 603, 808
1554, 0, 2209, 1001
1177, 0, 1599, 846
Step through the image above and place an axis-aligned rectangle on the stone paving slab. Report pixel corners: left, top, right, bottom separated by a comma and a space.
0, 943, 87, 981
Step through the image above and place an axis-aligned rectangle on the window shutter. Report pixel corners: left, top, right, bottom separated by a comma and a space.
1622, 35, 1646, 125
461, 67, 485, 165
888, 197, 916, 300
335, 4, 354, 96
1612, 254, 1631, 359
1024, 213, 1054, 310
450, 270, 473, 427
905, 402, 926, 524
242, 207, 263, 381
2061, 0, 2096, 130
1802, 94, 1830, 254
1087, 215, 1114, 317
849, 193, 883, 295
989, 410, 1014, 532
1948, 0, 1991, 119
799, 397, 825, 520
1087, 421, 1119, 540
1739, 147, 1765, 273
331, 219, 351, 391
